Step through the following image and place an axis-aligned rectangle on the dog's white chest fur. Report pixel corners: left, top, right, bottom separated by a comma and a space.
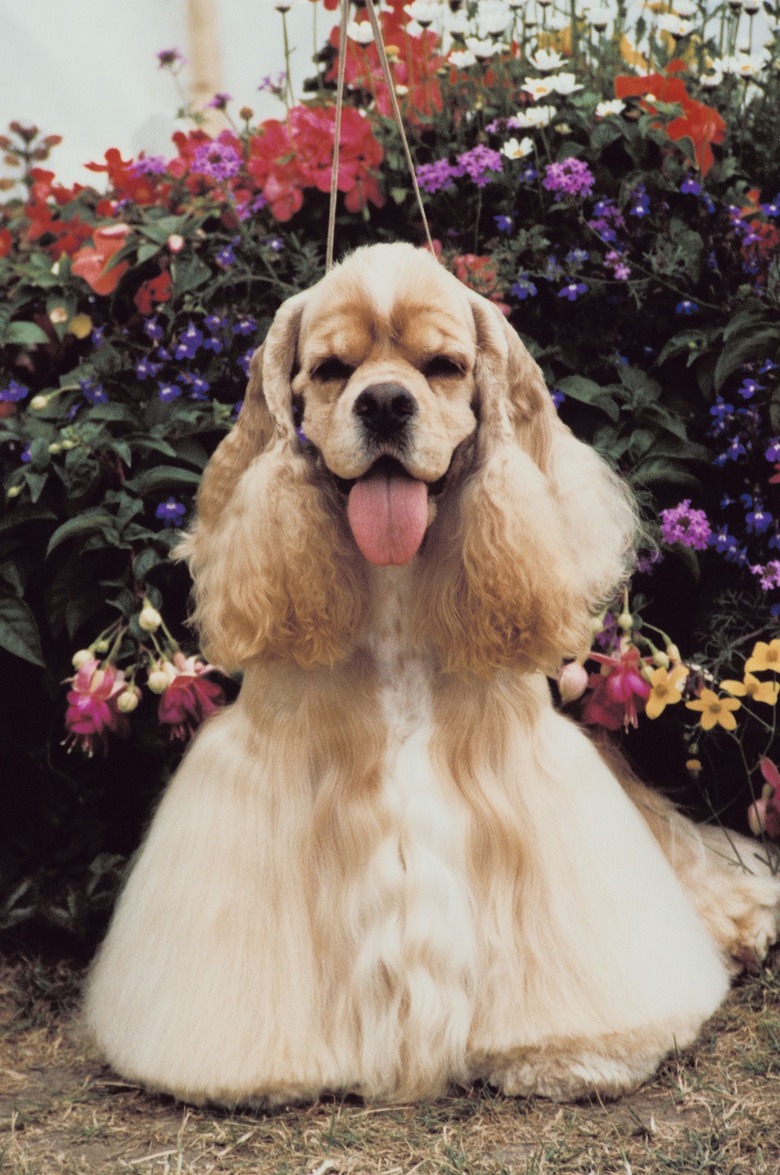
349, 567, 476, 1090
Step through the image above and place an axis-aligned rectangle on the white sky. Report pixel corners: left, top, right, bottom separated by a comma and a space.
0, 0, 336, 188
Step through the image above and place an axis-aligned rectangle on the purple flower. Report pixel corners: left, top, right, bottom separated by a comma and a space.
659, 500, 711, 550
216, 244, 236, 268
542, 158, 595, 198
518, 164, 539, 184
629, 184, 650, 217
80, 378, 108, 405
144, 317, 164, 342
565, 248, 589, 267
20, 443, 31, 464
175, 322, 204, 360
258, 71, 287, 94
760, 194, 780, 218
135, 357, 162, 380
746, 508, 773, 535
588, 199, 625, 243
494, 214, 514, 233
511, 276, 538, 300
192, 139, 242, 181
710, 526, 741, 560
156, 497, 187, 526
736, 378, 764, 400
765, 438, 780, 462
158, 381, 182, 403
0, 378, 29, 403
183, 374, 210, 400
550, 389, 565, 408
239, 348, 255, 377
207, 92, 232, 110
157, 47, 186, 69
680, 174, 701, 196
456, 145, 503, 188
233, 316, 257, 336
558, 281, 588, 301
416, 159, 460, 194
715, 436, 747, 464
753, 561, 780, 590
675, 299, 698, 315
604, 249, 630, 279
131, 155, 168, 176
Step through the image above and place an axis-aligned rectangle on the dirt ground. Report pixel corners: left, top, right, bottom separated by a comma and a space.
1, 950, 779, 1175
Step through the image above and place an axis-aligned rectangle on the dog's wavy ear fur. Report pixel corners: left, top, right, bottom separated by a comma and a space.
421, 291, 638, 677
182, 291, 369, 671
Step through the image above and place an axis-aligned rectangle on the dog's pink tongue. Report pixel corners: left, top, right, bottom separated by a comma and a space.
347, 467, 428, 566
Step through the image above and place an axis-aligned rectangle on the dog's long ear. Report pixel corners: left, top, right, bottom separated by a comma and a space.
422, 292, 638, 677
182, 291, 369, 671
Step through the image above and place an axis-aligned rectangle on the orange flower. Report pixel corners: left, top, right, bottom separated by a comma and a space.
745, 639, 780, 675
615, 61, 725, 175
685, 688, 741, 732
71, 223, 130, 295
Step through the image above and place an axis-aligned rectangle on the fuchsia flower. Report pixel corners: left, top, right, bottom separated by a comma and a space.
747, 758, 780, 840
64, 658, 130, 756
156, 653, 225, 741
581, 645, 651, 730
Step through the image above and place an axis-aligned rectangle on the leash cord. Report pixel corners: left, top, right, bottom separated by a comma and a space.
325, 0, 435, 272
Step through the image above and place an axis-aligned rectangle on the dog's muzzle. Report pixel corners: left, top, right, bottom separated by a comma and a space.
353, 383, 417, 445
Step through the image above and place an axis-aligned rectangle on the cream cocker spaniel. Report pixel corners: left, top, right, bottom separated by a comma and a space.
85, 242, 780, 1106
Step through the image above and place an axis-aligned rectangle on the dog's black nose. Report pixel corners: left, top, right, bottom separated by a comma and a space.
354, 383, 417, 441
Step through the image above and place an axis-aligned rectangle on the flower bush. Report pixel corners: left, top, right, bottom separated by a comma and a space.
1, 0, 779, 934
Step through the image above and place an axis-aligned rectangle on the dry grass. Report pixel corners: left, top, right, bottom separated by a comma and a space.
1, 950, 779, 1175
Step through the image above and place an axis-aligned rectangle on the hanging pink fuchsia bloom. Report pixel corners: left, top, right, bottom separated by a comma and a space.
64, 657, 130, 757
156, 653, 225, 741
747, 757, 780, 840
581, 646, 651, 730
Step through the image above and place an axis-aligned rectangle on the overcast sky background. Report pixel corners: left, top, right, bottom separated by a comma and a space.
0, 0, 336, 188
1, 2, 774, 190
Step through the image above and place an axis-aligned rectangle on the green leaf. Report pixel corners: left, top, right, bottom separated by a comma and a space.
0, 504, 57, 536
0, 594, 44, 665
3, 320, 50, 347
172, 256, 213, 292
556, 375, 620, 421
714, 329, 779, 391
125, 465, 202, 495
46, 511, 118, 557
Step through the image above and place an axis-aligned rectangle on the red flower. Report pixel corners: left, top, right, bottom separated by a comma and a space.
157, 653, 225, 741
0, 228, 11, 258
451, 253, 511, 315
581, 645, 651, 730
134, 269, 173, 315
328, 0, 443, 121
615, 61, 725, 175
247, 105, 384, 222
71, 223, 130, 295
64, 657, 129, 757
86, 147, 163, 206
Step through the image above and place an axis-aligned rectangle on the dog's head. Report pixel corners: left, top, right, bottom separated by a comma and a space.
185, 243, 637, 674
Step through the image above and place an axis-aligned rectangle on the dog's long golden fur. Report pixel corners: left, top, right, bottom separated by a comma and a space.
84, 243, 780, 1106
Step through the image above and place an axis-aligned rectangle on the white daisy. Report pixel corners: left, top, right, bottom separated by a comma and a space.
528, 48, 567, 72
595, 98, 626, 117
501, 135, 534, 159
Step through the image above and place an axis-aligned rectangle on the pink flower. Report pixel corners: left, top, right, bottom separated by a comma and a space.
157, 653, 225, 741
748, 758, 780, 840
64, 657, 130, 756
581, 646, 651, 730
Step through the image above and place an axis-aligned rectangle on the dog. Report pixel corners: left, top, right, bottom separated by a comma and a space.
84, 242, 780, 1106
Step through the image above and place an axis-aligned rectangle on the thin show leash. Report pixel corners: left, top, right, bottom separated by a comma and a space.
325, 0, 435, 273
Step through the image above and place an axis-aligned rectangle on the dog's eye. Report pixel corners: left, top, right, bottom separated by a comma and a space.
424, 356, 464, 379
312, 358, 355, 382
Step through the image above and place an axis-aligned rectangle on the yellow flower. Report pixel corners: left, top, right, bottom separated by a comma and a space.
721, 673, 779, 706
645, 663, 689, 719
67, 312, 93, 339
685, 688, 741, 732
745, 638, 780, 675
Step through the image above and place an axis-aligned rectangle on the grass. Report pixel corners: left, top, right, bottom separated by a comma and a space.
1, 949, 779, 1174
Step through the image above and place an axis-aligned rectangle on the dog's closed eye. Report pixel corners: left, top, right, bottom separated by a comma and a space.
422, 355, 466, 379
312, 357, 355, 383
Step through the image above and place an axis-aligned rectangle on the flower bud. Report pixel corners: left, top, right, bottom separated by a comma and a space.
167, 233, 185, 254
61, 438, 78, 450
666, 643, 682, 664
48, 442, 62, 455
558, 661, 589, 703
93, 638, 110, 654
72, 648, 94, 669
117, 688, 141, 713
30, 394, 49, 410
685, 758, 702, 779
138, 605, 163, 633
747, 799, 767, 837
49, 306, 68, 325
147, 669, 171, 694
618, 610, 633, 633
652, 648, 670, 669
6, 484, 22, 499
